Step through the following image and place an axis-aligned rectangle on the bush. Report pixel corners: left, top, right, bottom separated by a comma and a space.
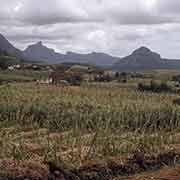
65, 75, 82, 86
173, 98, 180, 106
138, 81, 171, 93
172, 75, 180, 83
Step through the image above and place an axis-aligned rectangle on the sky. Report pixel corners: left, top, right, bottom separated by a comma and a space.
1, 0, 180, 58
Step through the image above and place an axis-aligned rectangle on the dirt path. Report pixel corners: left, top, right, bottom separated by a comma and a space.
117, 165, 180, 180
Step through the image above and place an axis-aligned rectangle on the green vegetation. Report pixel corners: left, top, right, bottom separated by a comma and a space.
0, 51, 21, 69
0, 69, 180, 179
0, 81, 179, 166
138, 80, 172, 93
0, 70, 49, 83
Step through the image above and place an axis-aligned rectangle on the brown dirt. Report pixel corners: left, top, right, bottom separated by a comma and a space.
1, 149, 180, 180
117, 165, 180, 180
19, 128, 49, 139
0, 160, 49, 180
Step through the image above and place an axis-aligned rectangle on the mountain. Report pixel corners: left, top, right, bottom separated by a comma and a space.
0, 33, 23, 59
1, 33, 180, 70
112, 47, 180, 71
64, 51, 119, 66
23, 42, 119, 66
0, 34, 118, 66
23, 41, 64, 62
25, 43, 180, 69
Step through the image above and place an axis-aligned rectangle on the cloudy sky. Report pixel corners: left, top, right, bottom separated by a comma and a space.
1, 0, 180, 58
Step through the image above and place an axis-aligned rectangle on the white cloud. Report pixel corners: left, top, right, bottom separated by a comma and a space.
0, 0, 179, 25
1, 0, 180, 58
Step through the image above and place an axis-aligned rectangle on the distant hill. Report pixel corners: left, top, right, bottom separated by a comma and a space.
1, 33, 180, 70
23, 41, 119, 67
63, 51, 119, 67
23, 41, 64, 62
0, 33, 23, 59
112, 47, 180, 71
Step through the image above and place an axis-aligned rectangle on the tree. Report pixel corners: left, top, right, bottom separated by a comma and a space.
115, 72, 120, 78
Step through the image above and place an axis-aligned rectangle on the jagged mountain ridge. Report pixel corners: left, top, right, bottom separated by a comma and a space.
1, 33, 180, 70
64, 51, 119, 66
113, 46, 180, 71
23, 41, 64, 62
23, 41, 119, 66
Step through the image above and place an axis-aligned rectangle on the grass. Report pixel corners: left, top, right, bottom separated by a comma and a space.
0, 81, 180, 168
0, 69, 179, 179
140, 69, 180, 81
0, 70, 49, 83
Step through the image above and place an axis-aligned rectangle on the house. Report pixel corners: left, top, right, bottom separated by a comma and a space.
50, 65, 89, 85
49, 71, 67, 85
8, 66, 14, 70
49, 64, 108, 85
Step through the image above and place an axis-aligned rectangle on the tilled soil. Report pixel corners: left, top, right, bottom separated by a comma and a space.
116, 165, 180, 180
0, 150, 180, 180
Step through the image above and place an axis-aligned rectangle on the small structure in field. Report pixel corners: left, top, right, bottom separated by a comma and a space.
39, 64, 118, 86
49, 64, 107, 86
8, 66, 15, 70
49, 71, 68, 85
36, 78, 53, 85
49, 65, 86, 86
8, 64, 21, 70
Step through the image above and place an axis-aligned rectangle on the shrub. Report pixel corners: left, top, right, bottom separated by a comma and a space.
172, 75, 180, 83
138, 81, 171, 93
173, 98, 180, 106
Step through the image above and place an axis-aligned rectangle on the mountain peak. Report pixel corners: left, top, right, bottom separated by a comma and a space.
27, 41, 48, 50
113, 46, 163, 71
37, 41, 43, 45
132, 46, 152, 55
24, 41, 60, 61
